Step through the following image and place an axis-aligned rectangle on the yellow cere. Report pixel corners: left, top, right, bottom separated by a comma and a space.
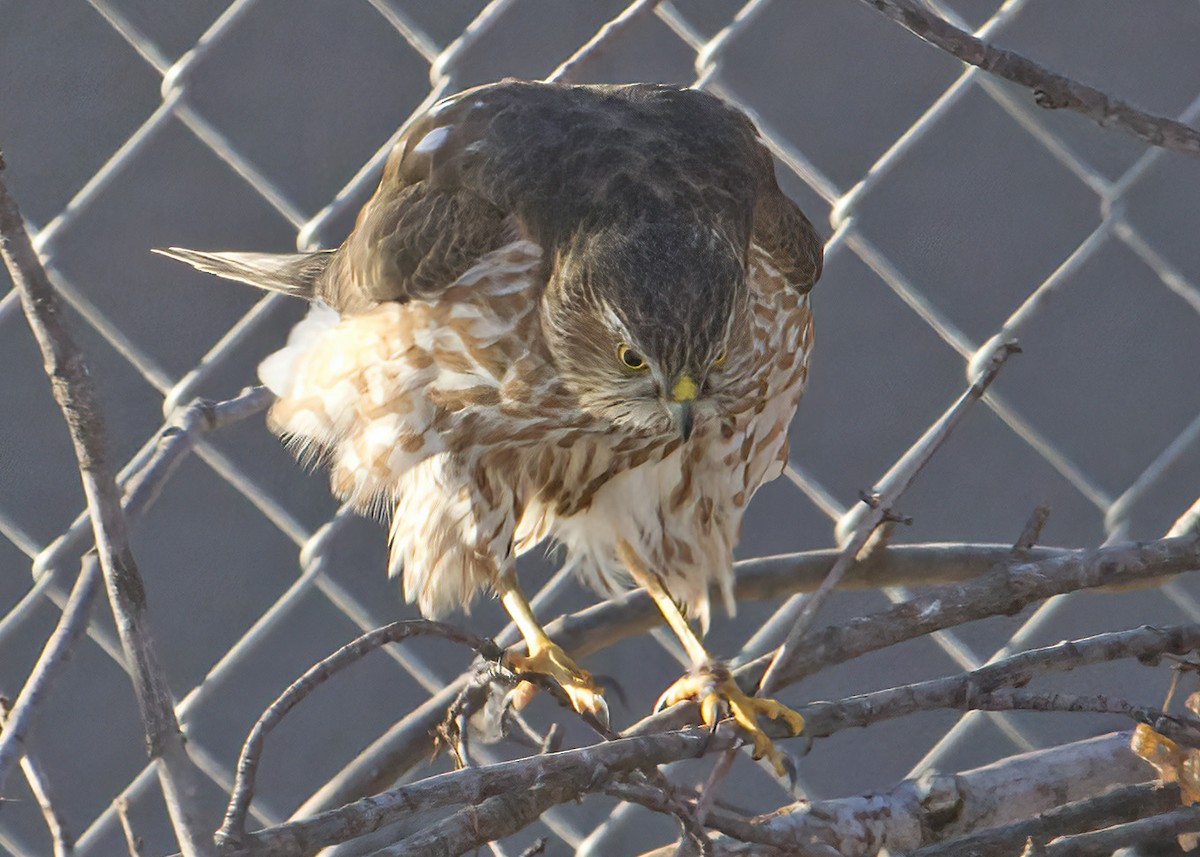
671, 374, 698, 402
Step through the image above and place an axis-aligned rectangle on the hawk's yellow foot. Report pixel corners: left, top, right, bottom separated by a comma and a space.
496, 570, 608, 729
505, 639, 608, 727
656, 666, 804, 777
617, 539, 802, 776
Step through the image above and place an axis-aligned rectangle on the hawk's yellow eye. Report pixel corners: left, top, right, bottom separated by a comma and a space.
617, 343, 647, 370
712, 348, 728, 367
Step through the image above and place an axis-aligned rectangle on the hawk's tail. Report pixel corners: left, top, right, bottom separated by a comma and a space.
153, 247, 334, 300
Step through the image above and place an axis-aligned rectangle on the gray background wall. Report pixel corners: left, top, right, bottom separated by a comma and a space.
1, 1, 1199, 855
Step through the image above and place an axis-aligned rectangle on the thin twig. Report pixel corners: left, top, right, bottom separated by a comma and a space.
610, 775, 715, 857
123, 387, 274, 518
758, 339, 1019, 695
0, 705, 74, 856
969, 689, 1200, 748
606, 780, 734, 855
218, 620, 501, 846
858, 0, 1200, 158
290, 543, 1062, 815
693, 340, 1016, 828
270, 622, 1194, 856
517, 839, 547, 857
798, 623, 1200, 740
225, 730, 736, 857
33, 385, 274, 592
0, 558, 101, 795
743, 534, 1200, 695
0, 164, 213, 855
1012, 504, 1051, 556
114, 797, 143, 857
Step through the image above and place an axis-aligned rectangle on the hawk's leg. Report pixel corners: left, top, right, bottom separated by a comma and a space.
617, 540, 804, 776
495, 570, 609, 728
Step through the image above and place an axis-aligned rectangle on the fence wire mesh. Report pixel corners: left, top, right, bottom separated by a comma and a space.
2, 1, 1200, 854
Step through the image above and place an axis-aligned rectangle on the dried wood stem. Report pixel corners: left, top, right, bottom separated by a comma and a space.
219, 620, 500, 847
0, 159, 213, 856
255, 621, 1194, 855
1012, 504, 1051, 556
627, 535, 1200, 737
115, 796, 143, 857
34, 385, 274, 592
740, 534, 1200, 696
800, 623, 1200, 740
291, 541, 1064, 814
606, 779, 763, 851
380, 786, 581, 857
297, 537, 1193, 817
122, 386, 274, 518
858, 0, 1200, 158
0, 704, 74, 856
0, 557, 101, 795
697, 731, 1157, 855
226, 730, 735, 857
759, 339, 1018, 694
1042, 804, 1200, 857
969, 689, 1200, 748
909, 783, 1179, 857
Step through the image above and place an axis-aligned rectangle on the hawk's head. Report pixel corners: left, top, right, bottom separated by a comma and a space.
541, 219, 750, 439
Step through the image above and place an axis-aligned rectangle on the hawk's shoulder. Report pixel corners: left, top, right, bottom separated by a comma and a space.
331, 80, 822, 310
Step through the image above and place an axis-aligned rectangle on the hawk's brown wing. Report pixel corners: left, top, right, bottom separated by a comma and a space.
327, 180, 512, 311
752, 189, 824, 295
329, 79, 824, 309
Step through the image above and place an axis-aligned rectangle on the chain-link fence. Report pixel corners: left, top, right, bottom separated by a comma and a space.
2, 1, 1200, 854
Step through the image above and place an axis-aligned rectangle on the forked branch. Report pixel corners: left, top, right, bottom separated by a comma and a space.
859, 0, 1200, 158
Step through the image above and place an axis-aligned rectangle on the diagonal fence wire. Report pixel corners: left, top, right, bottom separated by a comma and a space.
1, 0, 1199, 854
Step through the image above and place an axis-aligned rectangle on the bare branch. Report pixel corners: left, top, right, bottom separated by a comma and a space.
800, 624, 1200, 740
606, 779, 762, 852
1012, 504, 1051, 556
226, 730, 736, 857
909, 783, 1179, 857
122, 386, 274, 519
0, 165, 213, 855
698, 731, 1158, 855
858, 0, 1200, 158
627, 535, 1200, 737
294, 538, 1188, 816
0, 704, 75, 857
967, 689, 1200, 750
759, 339, 1018, 690
739, 535, 1200, 696
0, 558, 101, 794
302, 623, 1192, 857
291, 542, 1066, 814
115, 797, 144, 857
1042, 804, 1200, 857
33, 385, 274, 593
605, 780, 714, 856
219, 620, 500, 847
379, 785, 584, 857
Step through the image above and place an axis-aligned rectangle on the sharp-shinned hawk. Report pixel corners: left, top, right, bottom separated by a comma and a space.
161, 79, 823, 773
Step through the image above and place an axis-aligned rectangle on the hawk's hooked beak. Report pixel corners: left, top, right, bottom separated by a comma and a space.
667, 374, 698, 440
